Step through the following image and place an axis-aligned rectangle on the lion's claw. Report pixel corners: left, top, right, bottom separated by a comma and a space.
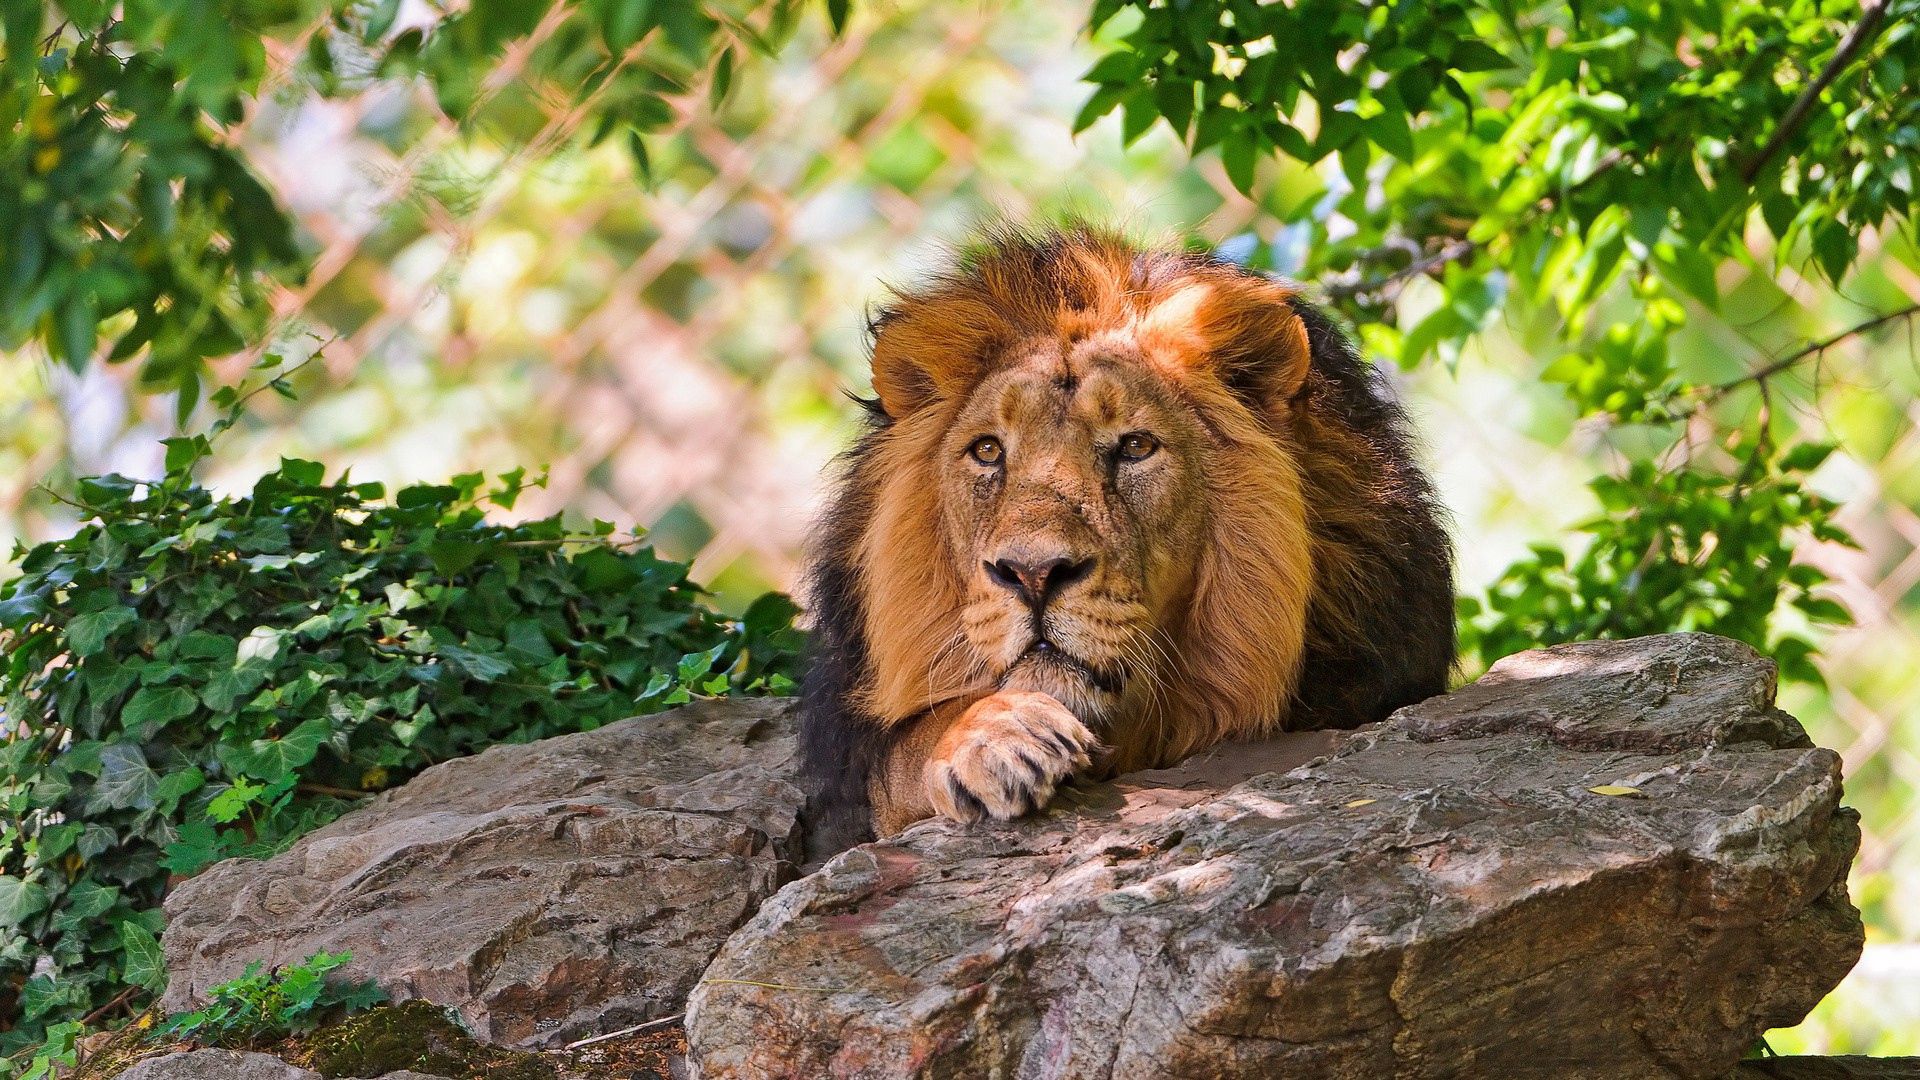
924, 690, 1101, 823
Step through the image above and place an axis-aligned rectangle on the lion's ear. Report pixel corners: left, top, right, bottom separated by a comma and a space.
1140, 278, 1312, 411
868, 295, 1008, 418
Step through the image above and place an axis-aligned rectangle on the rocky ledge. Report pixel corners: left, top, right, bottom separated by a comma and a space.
687, 634, 1863, 1079
153, 634, 1870, 1080
160, 697, 805, 1049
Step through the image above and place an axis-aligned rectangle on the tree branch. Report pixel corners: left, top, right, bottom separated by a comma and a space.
296, 782, 374, 800
1322, 238, 1478, 304
80, 985, 140, 1026
1708, 301, 1920, 398
1321, 150, 1631, 305
1740, 0, 1893, 184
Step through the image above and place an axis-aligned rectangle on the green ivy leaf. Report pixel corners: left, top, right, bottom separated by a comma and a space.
118, 921, 168, 994
86, 743, 162, 813
63, 880, 120, 920
218, 718, 334, 781
67, 608, 138, 658
0, 875, 50, 928
124, 685, 200, 738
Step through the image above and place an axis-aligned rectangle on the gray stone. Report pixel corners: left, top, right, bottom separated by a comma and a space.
161, 698, 804, 1049
109, 1055, 455, 1080
113, 1050, 320, 1080
687, 633, 1863, 1080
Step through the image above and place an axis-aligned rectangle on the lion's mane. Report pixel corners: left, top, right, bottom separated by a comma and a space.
798, 226, 1455, 850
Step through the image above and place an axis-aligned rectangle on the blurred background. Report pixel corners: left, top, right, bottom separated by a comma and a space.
2, 0, 1915, 1052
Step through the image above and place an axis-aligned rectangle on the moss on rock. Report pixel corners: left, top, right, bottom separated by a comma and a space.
296, 1001, 555, 1080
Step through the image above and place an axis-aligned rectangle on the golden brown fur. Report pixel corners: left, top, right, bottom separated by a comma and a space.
798, 226, 1455, 844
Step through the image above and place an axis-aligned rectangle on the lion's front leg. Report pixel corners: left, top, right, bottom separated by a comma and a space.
870, 690, 1103, 836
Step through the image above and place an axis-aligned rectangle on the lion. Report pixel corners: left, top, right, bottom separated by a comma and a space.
797, 225, 1455, 847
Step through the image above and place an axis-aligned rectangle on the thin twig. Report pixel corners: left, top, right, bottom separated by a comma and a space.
1323, 238, 1478, 303
1707, 301, 1920, 398
1741, 0, 1893, 183
561, 1013, 684, 1049
208, 344, 333, 436
296, 782, 373, 800
1322, 149, 1630, 304
81, 986, 140, 1026
497, 534, 648, 548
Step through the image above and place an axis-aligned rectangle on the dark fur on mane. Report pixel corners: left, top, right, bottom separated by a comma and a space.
797, 228, 1455, 857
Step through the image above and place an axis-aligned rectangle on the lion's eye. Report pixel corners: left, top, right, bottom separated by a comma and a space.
968, 436, 1004, 465
1116, 432, 1159, 462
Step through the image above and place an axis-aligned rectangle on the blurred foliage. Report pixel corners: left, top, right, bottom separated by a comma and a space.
0, 0, 821, 411
0, 0, 310, 412
1083, 0, 1920, 676
0, 362, 803, 1065
3, 0, 1920, 1062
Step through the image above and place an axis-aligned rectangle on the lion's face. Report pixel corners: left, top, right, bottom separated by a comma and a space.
850, 234, 1320, 765
941, 336, 1208, 724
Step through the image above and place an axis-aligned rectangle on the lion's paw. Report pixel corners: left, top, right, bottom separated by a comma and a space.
924, 690, 1102, 823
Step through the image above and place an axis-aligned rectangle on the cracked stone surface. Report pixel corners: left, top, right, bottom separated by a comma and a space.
114, 1051, 330, 1080
686, 634, 1864, 1080
112, 1051, 455, 1079
160, 698, 803, 1049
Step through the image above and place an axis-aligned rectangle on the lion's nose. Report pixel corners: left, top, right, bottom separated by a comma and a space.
984, 555, 1094, 609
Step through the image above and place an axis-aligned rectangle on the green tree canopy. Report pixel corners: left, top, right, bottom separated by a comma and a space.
1080, 0, 1917, 674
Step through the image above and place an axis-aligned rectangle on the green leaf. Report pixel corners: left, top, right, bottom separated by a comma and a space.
1363, 109, 1415, 161
237, 625, 286, 665
1448, 40, 1513, 72
63, 880, 120, 919
0, 875, 50, 928
1780, 443, 1835, 472
155, 766, 208, 812
208, 776, 266, 823
124, 685, 199, 737
119, 921, 169, 994
1120, 88, 1157, 145
1811, 221, 1856, 283
1074, 84, 1125, 135
163, 435, 213, 474
627, 129, 653, 186
331, 980, 389, 1012
1221, 134, 1257, 195
436, 640, 512, 682
1153, 77, 1194, 139
67, 608, 138, 658
278, 458, 326, 486
601, 0, 656, 52
710, 45, 735, 108
1794, 597, 1851, 624
87, 743, 162, 813
164, 822, 230, 875
428, 535, 487, 576
1083, 51, 1141, 85
218, 717, 334, 780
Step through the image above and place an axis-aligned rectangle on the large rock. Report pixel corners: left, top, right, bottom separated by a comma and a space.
687, 634, 1863, 1079
161, 698, 804, 1048
111, 1051, 461, 1080
112, 1051, 456, 1080
115, 1052, 330, 1080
